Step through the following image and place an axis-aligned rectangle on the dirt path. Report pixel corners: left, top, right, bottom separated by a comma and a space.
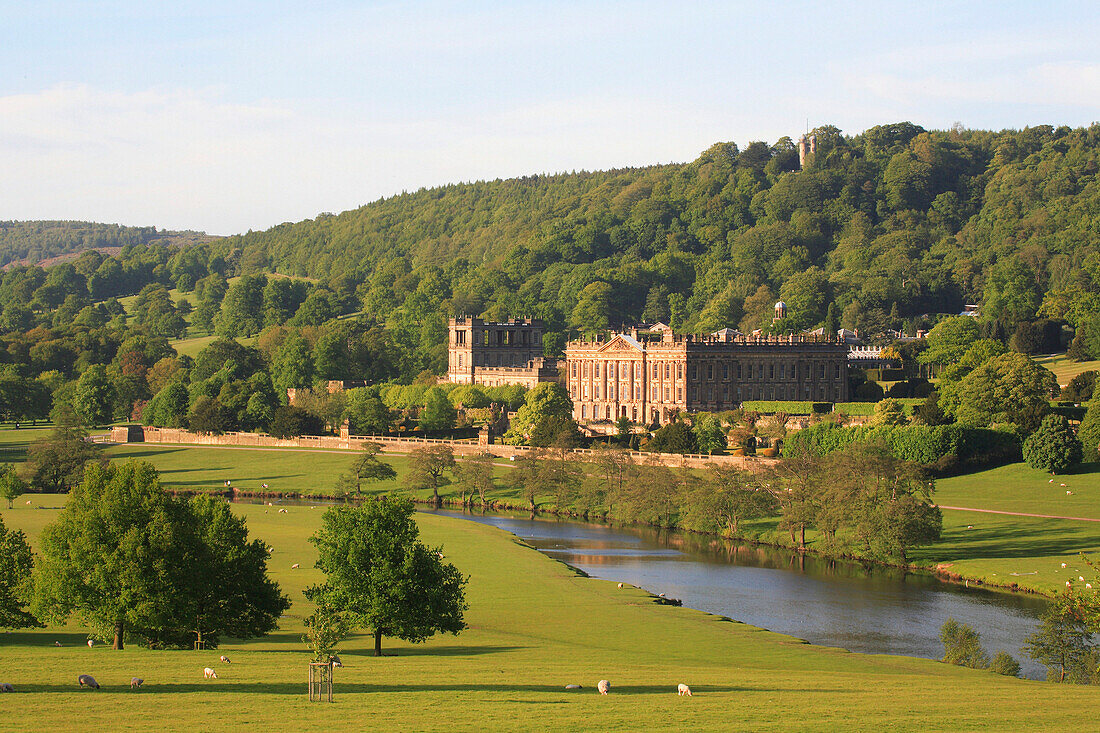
939, 505, 1100, 523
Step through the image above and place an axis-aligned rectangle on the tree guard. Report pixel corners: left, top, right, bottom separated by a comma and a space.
308, 661, 334, 702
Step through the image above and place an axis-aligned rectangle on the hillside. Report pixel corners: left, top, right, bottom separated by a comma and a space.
216, 122, 1100, 359
0, 220, 216, 269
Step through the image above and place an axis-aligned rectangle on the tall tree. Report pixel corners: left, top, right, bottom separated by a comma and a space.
404, 445, 456, 507
25, 420, 104, 493
307, 498, 468, 656
453, 451, 496, 506
337, 442, 398, 495
0, 514, 37, 629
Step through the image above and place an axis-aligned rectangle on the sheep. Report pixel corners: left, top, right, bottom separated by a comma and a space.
130, 678, 144, 689
203, 667, 218, 679
1081, 576, 1086, 581
24, 499, 31, 504
77, 674, 100, 690
220, 655, 231, 664
617, 583, 623, 589
966, 525, 973, 530
1062, 562, 1068, 568
597, 679, 610, 695
1088, 583, 1094, 590
278, 508, 288, 514
564, 684, 582, 690
1, 683, 14, 693
87, 639, 94, 647
291, 563, 300, 569
677, 683, 692, 696
54, 641, 62, 647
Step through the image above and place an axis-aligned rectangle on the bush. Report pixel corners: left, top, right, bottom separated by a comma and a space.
852, 381, 886, 401
740, 401, 817, 415
940, 618, 989, 669
988, 651, 1021, 677
1079, 397, 1100, 459
270, 405, 326, 438
1022, 414, 1083, 474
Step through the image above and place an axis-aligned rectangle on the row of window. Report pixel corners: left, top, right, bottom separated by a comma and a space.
573, 383, 845, 414
568, 360, 844, 382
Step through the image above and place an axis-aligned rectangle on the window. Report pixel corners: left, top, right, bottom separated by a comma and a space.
664, 364, 670, 379
820, 363, 826, 379
677, 363, 683, 379
689, 365, 697, 379
736, 362, 743, 379
835, 363, 842, 379
769, 364, 775, 379
595, 363, 600, 378
653, 364, 658, 378
677, 387, 682, 401
722, 363, 729, 380
779, 363, 785, 380
609, 363, 616, 378
652, 386, 658, 400
723, 384, 729, 400
606, 406, 612, 419
458, 354, 463, 368
707, 364, 714, 380
582, 405, 588, 419
571, 363, 577, 377
664, 387, 670, 401
706, 387, 713, 401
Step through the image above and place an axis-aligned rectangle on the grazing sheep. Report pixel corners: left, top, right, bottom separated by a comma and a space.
1062, 562, 1068, 568
617, 583, 623, 589
564, 684, 582, 690
1088, 583, 1094, 590
24, 499, 31, 504
54, 641, 62, 647
1, 683, 14, 692
597, 680, 610, 695
77, 674, 100, 690
677, 683, 692, 696
204, 667, 218, 679
291, 563, 300, 569
1067, 581, 1073, 587
966, 525, 973, 530
130, 678, 143, 689
220, 655, 231, 664
1068, 490, 1074, 495
1081, 576, 1086, 581
87, 639, 94, 647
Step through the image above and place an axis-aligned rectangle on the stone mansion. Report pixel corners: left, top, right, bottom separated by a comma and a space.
448, 317, 849, 425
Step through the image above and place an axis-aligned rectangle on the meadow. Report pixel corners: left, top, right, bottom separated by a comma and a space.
4, 494, 1100, 732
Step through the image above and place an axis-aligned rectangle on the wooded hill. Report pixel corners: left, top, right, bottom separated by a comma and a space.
0, 221, 216, 269
209, 122, 1100, 360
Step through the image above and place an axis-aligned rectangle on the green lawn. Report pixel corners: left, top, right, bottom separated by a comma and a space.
3, 498, 1099, 732
1034, 353, 1100, 386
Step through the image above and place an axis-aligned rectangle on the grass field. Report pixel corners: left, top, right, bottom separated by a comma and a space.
1034, 352, 1100, 386
3, 498, 1100, 732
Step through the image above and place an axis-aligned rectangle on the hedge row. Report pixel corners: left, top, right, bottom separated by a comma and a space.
782, 422, 1021, 475
740, 401, 831, 415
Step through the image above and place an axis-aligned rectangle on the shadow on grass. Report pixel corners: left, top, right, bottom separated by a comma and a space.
239, 641, 527, 657
924, 522, 1100, 562
22, 682, 751, 695
109, 447, 190, 459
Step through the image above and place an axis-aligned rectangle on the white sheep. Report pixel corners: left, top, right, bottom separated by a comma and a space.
677, 683, 692, 696
220, 655, 231, 664
204, 667, 218, 679
87, 639, 94, 647
617, 583, 623, 589
77, 674, 100, 690
0, 683, 14, 692
564, 684, 581, 690
597, 679, 610, 695
130, 678, 144, 689
1062, 562, 1068, 568
278, 508, 288, 514
54, 641, 62, 647
291, 563, 300, 569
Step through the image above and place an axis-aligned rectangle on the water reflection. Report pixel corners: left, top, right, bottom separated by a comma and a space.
426, 508, 1049, 679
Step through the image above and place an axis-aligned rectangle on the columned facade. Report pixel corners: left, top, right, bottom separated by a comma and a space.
565, 329, 849, 425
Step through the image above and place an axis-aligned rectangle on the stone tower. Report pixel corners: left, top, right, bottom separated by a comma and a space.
797, 133, 817, 169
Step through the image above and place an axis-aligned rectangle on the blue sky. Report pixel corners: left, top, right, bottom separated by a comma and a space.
1, 1, 1097, 234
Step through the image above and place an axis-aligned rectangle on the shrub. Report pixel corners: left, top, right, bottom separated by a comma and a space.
940, 618, 989, 669
1022, 414, 1084, 474
1079, 397, 1100, 460
270, 405, 326, 438
988, 651, 1021, 677
740, 401, 817, 415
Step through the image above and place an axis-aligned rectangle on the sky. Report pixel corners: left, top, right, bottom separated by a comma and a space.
1, 1, 1098, 235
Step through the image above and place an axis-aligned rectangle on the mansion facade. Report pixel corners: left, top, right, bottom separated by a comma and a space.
564, 328, 849, 425
446, 317, 558, 389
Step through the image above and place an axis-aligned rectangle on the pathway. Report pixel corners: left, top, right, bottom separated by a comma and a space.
939, 505, 1100, 523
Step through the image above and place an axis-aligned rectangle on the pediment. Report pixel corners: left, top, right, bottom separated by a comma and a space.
598, 335, 645, 354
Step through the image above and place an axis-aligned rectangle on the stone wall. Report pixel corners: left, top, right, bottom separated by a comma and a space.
125, 426, 773, 470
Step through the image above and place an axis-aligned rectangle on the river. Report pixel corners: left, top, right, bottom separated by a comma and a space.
425, 508, 1049, 679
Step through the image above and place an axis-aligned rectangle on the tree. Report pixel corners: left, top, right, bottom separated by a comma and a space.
453, 451, 495, 506
988, 651, 1021, 678
188, 396, 229, 435
645, 420, 698, 454
692, 413, 725, 455
504, 382, 573, 444
33, 462, 189, 649
419, 387, 457, 431
338, 442, 397, 495
570, 281, 613, 333
529, 413, 582, 448
145, 381, 191, 428
404, 445, 455, 507
1079, 396, 1100, 460
0, 463, 27, 508
25, 420, 104, 493
1025, 591, 1095, 682
72, 365, 115, 427
1061, 370, 1097, 403
872, 398, 908, 426
1023, 414, 1084, 474
939, 618, 989, 669
271, 332, 315, 394
681, 463, 776, 536
307, 498, 467, 656
913, 391, 951, 426
344, 388, 392, 435
270, 405, 326, 438
951, 352, 1057, 431
170, 494, 290, 648
0, 514, 37, 629
302, 599, 352, 663
918, 317, 980, 366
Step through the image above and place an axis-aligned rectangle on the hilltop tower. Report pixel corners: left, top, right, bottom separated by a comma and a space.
797, 133, 817, 169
